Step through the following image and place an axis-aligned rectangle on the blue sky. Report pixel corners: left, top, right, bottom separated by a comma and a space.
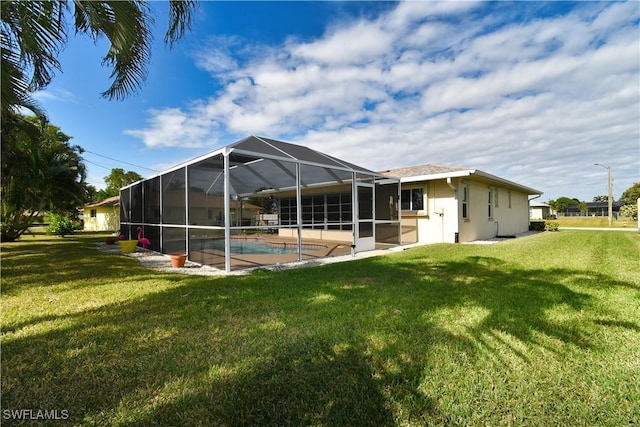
34, 1, 639, 202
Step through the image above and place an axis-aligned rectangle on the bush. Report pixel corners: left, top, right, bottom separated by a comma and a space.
544, 220, 559, 232
529, 220, 559, 232
47, 214, 75, 237
620, 204, 638, 220
529, 220, 545, 231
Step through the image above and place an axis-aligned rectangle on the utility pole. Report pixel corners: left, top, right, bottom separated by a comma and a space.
594, 163, 613, 227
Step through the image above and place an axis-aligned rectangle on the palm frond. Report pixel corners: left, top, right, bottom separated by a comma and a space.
165, 0, 196, 48
73, 0, 152, 100
0, 1, 63, 120
0, 1, 67, 90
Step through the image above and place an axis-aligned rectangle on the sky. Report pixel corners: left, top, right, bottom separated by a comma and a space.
34, 1, 639, 202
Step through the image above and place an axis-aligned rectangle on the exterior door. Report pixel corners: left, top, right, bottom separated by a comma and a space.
355, 183, 375, 252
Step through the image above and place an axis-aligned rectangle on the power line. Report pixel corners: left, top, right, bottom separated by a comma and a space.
83, 149, 160, 173
83, 159, 114, 171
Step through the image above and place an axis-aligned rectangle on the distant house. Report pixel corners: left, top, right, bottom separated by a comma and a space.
530, 201, 555, 220
562, 201, 623, 218
380, 164, 542, 244
83, 196, 120, 232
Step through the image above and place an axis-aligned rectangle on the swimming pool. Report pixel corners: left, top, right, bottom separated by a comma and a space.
206, 239, 325, 255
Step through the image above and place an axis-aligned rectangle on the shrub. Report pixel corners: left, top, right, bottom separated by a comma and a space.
47, 214, 75, 237
529, 220, 559, 232
529, 220, 545, 231
544, 220, 559, 232
620, 204, 638, 220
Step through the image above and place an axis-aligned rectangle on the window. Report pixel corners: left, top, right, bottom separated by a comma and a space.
279, 192, 352, 230
90, 209, 97, 218
279, 197, 297, 225
495, 189, 499, 208
400, 188, 424, 210
461, 185, 468, 219
488, 190, 493, 218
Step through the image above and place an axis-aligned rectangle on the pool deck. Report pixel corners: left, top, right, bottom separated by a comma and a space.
97, 239, 399, 275
189, 235, 355, 270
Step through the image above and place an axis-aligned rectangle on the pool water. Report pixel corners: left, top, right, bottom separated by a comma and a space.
206, 239, 320, 255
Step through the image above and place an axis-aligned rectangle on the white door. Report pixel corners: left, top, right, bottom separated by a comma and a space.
355, 184, 375, 252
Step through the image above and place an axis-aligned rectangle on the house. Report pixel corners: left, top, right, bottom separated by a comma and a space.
83, 196, 120, 232
380, 164, 542, 244
530, 201, 555, 220
562, 201, 622, 218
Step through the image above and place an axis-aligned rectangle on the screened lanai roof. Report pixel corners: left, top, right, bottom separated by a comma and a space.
159, 136, 386, 199
228, 136, 376, 174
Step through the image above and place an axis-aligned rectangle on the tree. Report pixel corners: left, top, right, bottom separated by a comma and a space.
1, 116, 86, 241
619, 182, 640, 220
593, 195, 608, 202
578, 201, 588, 215
619, 182, 640, 206
98, 168, 144, 199
1, 1, 197, 119
83, 184, 98, 203
620, 204, 638, 220
549, 197, 579, 214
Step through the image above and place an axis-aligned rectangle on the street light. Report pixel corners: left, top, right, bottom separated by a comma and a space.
594, 163, 613, 227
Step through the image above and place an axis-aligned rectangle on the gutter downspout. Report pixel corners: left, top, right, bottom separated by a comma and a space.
446, 178, 458, 243
446, 177, 457, 195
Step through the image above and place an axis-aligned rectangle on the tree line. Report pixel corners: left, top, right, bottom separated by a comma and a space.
1, 1, 197, 241
548, 184, 640, 219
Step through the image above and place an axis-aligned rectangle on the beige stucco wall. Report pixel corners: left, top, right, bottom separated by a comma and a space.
401, 180, 459, 244
404, 178, 533, 244
278, 228, 353, 243
84, 206, 119, 232
458, 181, 530, 242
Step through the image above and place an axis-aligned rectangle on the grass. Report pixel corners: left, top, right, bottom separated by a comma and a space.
1, 230, 639, 426
555, 216, 638, 228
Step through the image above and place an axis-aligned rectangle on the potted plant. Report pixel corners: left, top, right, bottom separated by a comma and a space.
118, 232, 138, 253
170, 254, 187, 268
105, 235, 117, 245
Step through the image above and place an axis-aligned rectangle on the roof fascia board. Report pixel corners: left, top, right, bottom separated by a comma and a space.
471, 170, 542, 195
399, 170, 473, 183
399, 169, 542, 195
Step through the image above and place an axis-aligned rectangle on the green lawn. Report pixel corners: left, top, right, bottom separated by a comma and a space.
555, 216, 638, 228
1, 231, 639, 426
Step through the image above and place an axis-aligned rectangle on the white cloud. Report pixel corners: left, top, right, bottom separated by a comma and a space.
32, 87, 77, 103
124, 107, 218, 148
291, 20, 394, 65
127, 1, 639, 201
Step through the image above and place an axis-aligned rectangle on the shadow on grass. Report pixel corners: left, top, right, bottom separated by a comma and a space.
2, 237, 639, 424
142, 338, 400, 426
0, 239, 146, 294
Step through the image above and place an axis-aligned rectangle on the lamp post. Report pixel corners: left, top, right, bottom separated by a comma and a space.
594, 163, 612, 227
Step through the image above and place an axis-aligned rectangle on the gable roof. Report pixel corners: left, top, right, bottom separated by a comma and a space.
379, 164, 467, 178
530, 201, 552, 208
380, 163, 542, 196
84, 195, 119, 208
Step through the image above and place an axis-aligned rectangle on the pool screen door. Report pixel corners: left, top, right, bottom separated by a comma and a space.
355, 184, 375, 252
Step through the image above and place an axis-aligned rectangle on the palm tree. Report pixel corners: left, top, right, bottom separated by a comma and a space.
1, 116, 88, 241
0, 0, 196, 119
